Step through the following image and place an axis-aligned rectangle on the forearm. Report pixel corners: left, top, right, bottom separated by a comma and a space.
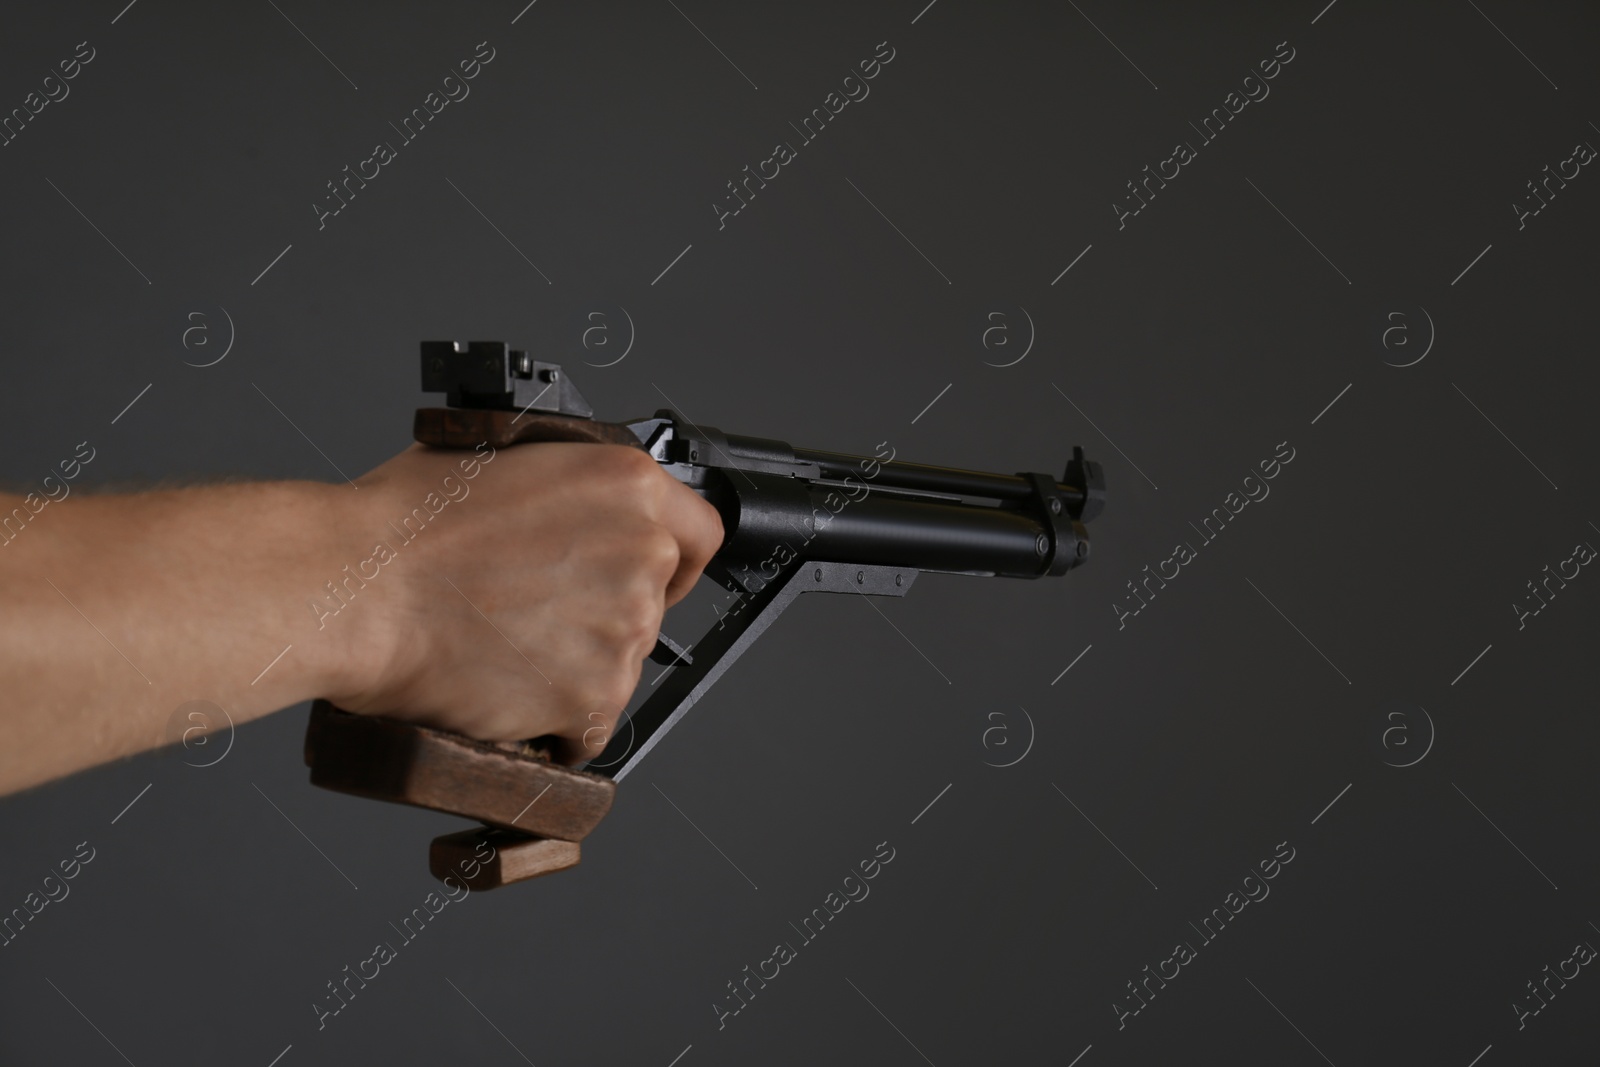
0, 481, 380, 793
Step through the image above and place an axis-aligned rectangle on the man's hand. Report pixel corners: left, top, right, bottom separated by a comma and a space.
0, 441, 724, 793
330, 442, 723, 762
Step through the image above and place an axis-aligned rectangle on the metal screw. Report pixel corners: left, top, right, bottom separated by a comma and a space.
540, 368, 560, 383
690, 449, 698, 461
1049, 498, 1062, 514
814, 568, 822, 582
894, 574, 902, 586
1035, 533, 1049, 556
514, 353, 534, 377
1077, 540, 1090, 558
856, 570, 864, 584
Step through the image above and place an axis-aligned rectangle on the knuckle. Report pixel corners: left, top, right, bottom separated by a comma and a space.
600, 445, 663, 497
580, 708, 615, 749
598, 592, 660, 658
622, 603, 662, 656
639, 524, 682, 578
477, 706, 533, 742
596, 667, 639, 712
694, 499, 725, 554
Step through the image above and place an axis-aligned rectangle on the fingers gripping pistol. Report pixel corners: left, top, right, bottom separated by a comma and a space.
303, 341, 1105, 888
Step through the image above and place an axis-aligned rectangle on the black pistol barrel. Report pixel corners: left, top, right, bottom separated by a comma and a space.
792, 446, 1085, 509
801, 487, 1078, 577
706, 467, 1092, 589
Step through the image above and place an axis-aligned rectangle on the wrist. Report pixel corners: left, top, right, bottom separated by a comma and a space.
293, 479, 412, 709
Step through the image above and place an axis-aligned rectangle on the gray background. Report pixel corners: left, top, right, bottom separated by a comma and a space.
1, 1, 1597, 1064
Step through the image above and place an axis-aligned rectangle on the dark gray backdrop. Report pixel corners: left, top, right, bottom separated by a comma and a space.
2, 1, 1596, 1064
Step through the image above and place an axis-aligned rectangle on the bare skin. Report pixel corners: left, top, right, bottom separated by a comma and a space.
0, 441, 724, 794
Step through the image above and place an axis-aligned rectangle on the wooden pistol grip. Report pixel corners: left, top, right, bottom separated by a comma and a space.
304, 702, 614, 837
431, 827, 581, 889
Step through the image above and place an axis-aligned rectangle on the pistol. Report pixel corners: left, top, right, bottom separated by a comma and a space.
304, 341, 1105, 888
